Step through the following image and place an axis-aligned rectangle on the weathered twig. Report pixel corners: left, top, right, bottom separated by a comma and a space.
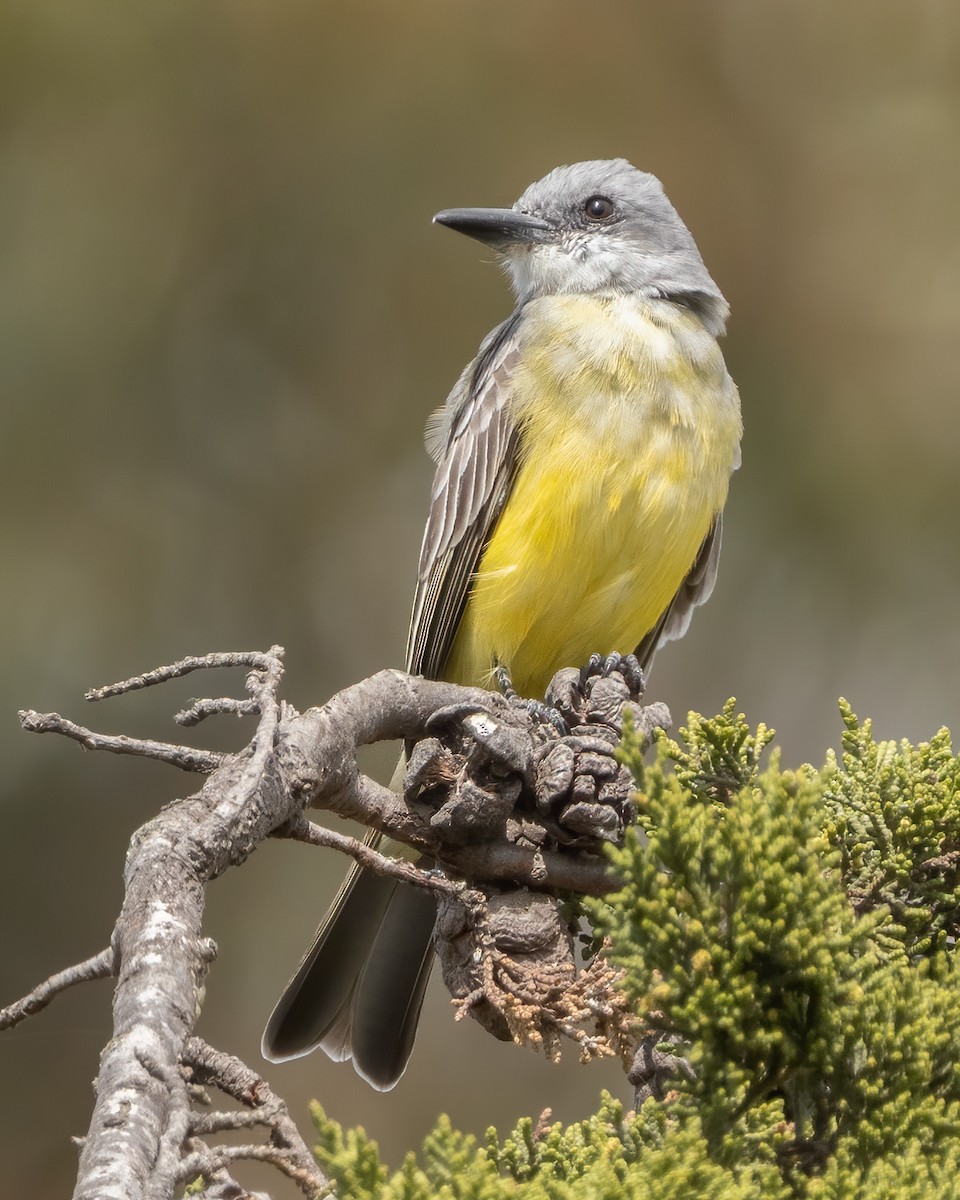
281, 816, 616, 896
177, 1143, 321, 1193
279, 817, 466, 897
17, 711, 223, 773
0, 947, 114, 1030
628, 1034, 696, 1106
12, 646, 657, 1199
85, 649, 282, 701
180, 1037, 330, 1198
50, 648, 292, 1200
176, 697, 259, 726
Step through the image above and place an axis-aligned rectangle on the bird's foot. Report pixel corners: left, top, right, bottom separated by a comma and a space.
546, 652, 648, 733
493, 665, 568, 734
579, 652, 646, 700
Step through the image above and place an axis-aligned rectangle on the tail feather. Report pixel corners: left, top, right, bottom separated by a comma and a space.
262, 847, 437, 1090
262, 853, 396, 1062
346, 883, 438, 1090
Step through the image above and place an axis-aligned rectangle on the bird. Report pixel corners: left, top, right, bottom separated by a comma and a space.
262, 158, 742, 1090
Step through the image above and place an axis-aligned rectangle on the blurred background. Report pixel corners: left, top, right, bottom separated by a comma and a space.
2, 1, 959, 1194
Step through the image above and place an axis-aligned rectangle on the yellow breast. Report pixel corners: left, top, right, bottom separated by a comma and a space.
444, 293, 742, 698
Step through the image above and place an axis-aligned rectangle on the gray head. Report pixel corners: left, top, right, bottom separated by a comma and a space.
434, 159, 728, 335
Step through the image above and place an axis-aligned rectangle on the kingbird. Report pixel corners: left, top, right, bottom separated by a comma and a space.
262, 159, 742, 1089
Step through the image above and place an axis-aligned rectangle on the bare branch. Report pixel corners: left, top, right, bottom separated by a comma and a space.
0, 947, 114, 1030
282, 816, 616, 897
176, 697, 258, 727
12, 647, 658, 1198
181, 1038, 329, 1199
18, 710, 223, 773
85, 647, 285, 702
442, 840, 616, 896
279, 817, 466, 896
179, 1138, 264, 1200
66, 653, 291, 1200
177, 1144, 327, 1197
629, 1034, 696, 1106
188, 1110, 271, 1134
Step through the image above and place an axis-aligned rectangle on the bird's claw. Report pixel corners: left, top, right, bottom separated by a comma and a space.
493, 664, 568, 734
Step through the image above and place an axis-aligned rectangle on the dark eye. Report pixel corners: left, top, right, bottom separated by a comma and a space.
583, 194, 615, 221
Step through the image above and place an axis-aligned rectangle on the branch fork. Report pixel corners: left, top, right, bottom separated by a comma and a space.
8, 646, 669, 1199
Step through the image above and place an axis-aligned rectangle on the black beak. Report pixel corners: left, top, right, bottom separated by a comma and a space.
432, 207, 552, 247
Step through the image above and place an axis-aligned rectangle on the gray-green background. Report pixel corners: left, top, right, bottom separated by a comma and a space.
3, 2, 959, 1195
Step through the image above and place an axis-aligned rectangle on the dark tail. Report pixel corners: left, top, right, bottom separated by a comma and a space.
262, 857, 437, 1091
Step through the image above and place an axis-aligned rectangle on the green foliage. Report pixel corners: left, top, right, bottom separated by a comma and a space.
821, 699, 960, 952
310, 1101, 388, 1197
310, 1096, 784, 1199
309, 704, 960, 1199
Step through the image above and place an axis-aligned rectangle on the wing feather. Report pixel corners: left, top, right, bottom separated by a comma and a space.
634, 514, 723, 673
406, 311, 524, 679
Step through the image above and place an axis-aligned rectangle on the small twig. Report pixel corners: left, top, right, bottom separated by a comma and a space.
279, 817, 465, 897
176, 697, 259, 727
532, 1107, 555, 1141
181, 1038, 329, 1199
85, 648, 285, 702
18, 711, 223, 773
210, 649, 285, 824
188, 1109, 272, 1135
280, 816, 617, 897
920, 849, 960, 873
628, 1034, 696, 1105
177, 1144, 325, 1194
180, 1137, 252, 1199
0, 947, 114, 1030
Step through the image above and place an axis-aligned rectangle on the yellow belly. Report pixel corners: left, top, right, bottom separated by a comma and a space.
444, 294, 742, 698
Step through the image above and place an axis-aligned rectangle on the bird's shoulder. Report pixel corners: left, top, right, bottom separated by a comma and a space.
423, 307, 526, 462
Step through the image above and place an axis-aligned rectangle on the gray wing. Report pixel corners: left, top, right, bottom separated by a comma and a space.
633, 514, 723, 674
405, 310, 524, 679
